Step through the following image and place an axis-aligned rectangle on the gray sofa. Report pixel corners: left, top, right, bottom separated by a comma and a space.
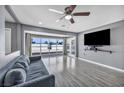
0, 55, 55, 87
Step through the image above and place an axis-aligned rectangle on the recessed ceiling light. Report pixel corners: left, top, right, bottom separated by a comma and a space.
38, 22, 42, 25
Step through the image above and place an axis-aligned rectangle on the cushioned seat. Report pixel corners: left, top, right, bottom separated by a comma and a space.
0, 55, 55, 87
26, 60, 49, 81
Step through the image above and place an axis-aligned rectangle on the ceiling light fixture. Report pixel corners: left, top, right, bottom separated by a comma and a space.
38, 22, 42, 25
65, 15, 72, 20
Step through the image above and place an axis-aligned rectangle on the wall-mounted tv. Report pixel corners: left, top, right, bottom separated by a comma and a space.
84, 29, 110, 46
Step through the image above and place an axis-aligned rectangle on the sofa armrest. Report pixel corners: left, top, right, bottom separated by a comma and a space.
29, 56, 41, 62
14, 74, 55, 87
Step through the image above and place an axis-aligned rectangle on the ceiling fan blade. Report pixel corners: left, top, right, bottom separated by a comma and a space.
49, 9, 64, 14
65, 5, 76, 14
69, 5, 76, 13
70, 18, 75, 24
73, 12, 90, 16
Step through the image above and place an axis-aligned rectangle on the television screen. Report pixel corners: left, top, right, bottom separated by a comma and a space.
84, 29, 110, 46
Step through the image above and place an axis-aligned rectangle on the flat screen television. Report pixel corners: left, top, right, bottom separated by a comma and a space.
84, 29, 110, 46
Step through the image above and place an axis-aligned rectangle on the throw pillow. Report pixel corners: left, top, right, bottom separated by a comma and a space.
4, 68, 26, 87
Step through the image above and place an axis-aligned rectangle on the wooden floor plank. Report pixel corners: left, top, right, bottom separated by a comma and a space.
42, 55, 124, 87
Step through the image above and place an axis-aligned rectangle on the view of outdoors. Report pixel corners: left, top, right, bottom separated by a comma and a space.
32, 37, 63, 55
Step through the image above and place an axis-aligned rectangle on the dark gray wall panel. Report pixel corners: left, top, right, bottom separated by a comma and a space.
5, 22, 17, 52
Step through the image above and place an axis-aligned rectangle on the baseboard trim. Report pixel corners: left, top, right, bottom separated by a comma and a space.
78, 57, 124, 73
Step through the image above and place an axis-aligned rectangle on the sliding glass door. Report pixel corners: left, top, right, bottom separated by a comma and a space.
57, 39, 63, 53
32, 37, 41, 55
41, 38, 49, 54
31, 37, 64, 56
49, 38, 57, 53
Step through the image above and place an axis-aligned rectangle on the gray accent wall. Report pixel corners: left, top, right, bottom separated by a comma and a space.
78, 20, 124, 70
75, 34, 78, 57
5, 22, 77, 54
5, 22, 22, 52
5, 22, 18, 52
16, 23, 22, 51
0, 6, 5, 54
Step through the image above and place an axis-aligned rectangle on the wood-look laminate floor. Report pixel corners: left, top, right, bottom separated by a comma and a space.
42, 54, 124, 87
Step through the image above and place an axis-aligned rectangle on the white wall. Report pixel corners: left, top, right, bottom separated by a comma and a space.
78, 20, 124, 70
0, 6, 5, 54
0, 51, 20, 69
5, 28, 11, 54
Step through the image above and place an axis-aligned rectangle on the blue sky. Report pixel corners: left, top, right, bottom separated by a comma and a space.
32, 37, 63, 43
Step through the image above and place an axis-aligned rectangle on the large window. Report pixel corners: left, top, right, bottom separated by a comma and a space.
31, 37, 63, 56
41, 38, 49, 53
57, 39, 63, 52
32, 37, 41, 55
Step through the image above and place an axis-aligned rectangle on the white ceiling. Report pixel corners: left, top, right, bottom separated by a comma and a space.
6, 5, 124, 32
25, 30, 71, 37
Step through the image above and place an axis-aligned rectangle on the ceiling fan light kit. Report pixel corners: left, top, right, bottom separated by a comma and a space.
65, 15, 72, 20
49, 5, 90, 24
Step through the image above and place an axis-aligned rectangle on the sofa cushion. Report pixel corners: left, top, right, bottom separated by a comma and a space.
13, 63, 26, 72
25, 55, 30, 65
13, 62, 25, 69
29, 56, 41, 62
26, 60, 49, 81
4, 68, 26, 87
17, 57, 29, 72
0, 56, 22, 87
22, 55, 30, 65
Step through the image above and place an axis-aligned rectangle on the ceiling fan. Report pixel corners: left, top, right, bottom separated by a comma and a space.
49, 5, 90, 24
